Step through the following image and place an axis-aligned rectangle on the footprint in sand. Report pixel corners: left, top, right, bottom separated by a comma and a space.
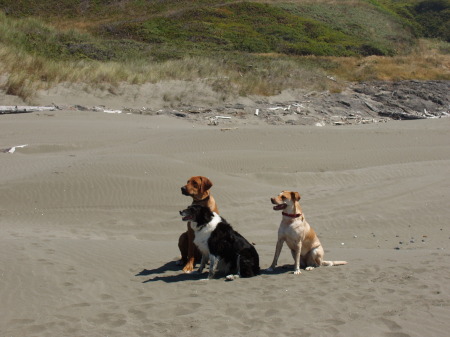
87, 313, 127, 328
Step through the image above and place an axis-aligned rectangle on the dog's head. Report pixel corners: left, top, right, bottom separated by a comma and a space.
179, 204, 214, 230
181, 176, 213, 200
271, 191, 301, 211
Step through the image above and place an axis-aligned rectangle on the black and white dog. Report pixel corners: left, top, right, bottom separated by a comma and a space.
179, 204, 260, 279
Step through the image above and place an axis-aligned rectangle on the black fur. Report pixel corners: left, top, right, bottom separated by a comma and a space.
208, 220, 260, 278
179, 205, 260, 278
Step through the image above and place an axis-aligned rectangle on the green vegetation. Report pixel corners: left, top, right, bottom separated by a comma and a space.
374, 0, 449, 41
275, 1, 415, 56
0, 12, 153, 62
0, 0, 448, 101
0, 0, 434, 60
414, 0, 450, 41
101, 3, 380, 57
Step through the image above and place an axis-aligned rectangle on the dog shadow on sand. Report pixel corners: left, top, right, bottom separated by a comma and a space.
136, 261, 296, 283
136, 260, 206, 283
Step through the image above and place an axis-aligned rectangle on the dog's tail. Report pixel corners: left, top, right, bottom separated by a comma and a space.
321, 260, 348, 266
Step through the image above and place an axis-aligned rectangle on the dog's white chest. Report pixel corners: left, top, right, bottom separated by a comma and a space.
193, 213, 220, 255
194, 230, 211, 255
279, 220, 305, 245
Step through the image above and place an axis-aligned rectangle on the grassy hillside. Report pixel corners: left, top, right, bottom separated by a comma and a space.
0, 0, 449, 101
375, 0, 449, 41
0, 0, 424, 58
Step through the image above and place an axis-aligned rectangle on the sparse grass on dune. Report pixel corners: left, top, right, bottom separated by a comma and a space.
2, 38, 448, 103
329, 39, 450, 81
0, 42, 339, 102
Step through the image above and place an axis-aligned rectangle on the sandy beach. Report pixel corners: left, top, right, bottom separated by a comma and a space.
1, 107, 450, 337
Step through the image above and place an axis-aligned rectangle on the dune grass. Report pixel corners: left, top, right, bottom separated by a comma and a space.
0, 42, 341, 101
329, 39, 450, 81
2, 38, 448, 103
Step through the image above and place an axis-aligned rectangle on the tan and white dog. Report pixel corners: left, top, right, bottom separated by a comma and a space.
267, 191, 347, 274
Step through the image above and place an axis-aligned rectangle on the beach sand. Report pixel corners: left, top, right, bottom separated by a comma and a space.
1, 109, 449, 337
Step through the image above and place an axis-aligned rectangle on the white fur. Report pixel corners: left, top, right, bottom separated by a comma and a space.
192, 212, 221, 275
208, 254, 220, 279
192, 212, 221, 255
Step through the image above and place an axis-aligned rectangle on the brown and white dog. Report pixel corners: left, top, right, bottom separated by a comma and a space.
178, 176, 218, 273
267, 191, 347, 274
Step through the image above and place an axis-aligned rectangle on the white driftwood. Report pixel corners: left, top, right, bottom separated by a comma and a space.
209, 115, 232, 125
4, 144, 28, 153
0, 106, 56, 114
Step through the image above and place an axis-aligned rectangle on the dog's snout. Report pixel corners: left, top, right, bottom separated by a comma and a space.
181, 186, 188, 195
271, 197, 276, 204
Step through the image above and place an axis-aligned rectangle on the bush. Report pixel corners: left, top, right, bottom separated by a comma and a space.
414, 0, 450, 41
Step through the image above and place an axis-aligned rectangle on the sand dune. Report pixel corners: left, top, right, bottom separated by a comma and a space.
1, 110, 449, 337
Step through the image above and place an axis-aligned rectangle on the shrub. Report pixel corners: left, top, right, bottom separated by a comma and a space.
414, 0, 450, 41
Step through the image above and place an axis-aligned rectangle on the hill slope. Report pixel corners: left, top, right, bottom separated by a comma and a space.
0, 0, 448, 102
0, 0, 431, 59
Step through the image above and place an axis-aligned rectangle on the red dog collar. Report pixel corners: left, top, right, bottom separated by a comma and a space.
282, 212, 302, 218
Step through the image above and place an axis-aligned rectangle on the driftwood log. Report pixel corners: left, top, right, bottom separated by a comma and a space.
378, 111, 427, 120
0, 106, 56, 114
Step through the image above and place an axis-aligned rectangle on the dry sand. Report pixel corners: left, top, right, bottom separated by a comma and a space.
1, 108, 450, 337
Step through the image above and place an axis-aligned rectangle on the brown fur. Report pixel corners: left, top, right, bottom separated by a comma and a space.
267, 191, 347, 274
178, 176, 218, 273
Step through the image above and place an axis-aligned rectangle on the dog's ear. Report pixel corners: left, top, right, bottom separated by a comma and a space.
291, 192, 301, 201
200, 176, 213, 193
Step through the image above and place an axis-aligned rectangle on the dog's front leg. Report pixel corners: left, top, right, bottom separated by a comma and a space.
182, 223, 196, 273
293, 243, 302, 275
197, 254, 208, 274
208, 254, 220, 279
266, 239, 284, 272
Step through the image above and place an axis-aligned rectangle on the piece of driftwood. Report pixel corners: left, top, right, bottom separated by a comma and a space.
2, 144, 28, 153
0, 106, 56, 114
209, 115, 232, 125
378, 111, 427, 120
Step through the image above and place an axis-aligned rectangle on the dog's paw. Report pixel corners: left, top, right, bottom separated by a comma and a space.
182, 265, 194, 273
265, 267, 274, 272
225, 274, 239, 281
293, 269, 302, 275
305, 266, 315, 271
